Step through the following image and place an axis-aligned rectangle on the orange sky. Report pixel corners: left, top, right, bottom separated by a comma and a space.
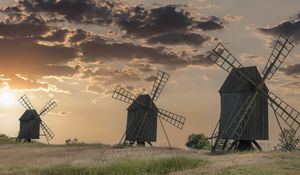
0, 0, 299, 149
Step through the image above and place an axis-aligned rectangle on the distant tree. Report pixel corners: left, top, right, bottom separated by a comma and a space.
186, 133, 211, 150
65, 139, 71, 144
65, 138, 79, 144
277, 128, 300, 152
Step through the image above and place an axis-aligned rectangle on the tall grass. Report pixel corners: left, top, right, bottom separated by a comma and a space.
37, 156, 208, 175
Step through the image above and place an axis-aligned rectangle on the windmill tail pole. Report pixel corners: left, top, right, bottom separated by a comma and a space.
118, 115, 136, 146
158, 116, 171, 148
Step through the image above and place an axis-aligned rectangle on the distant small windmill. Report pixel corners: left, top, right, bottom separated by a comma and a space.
112, 70, 186, 146
207, 34, 300, 152
16, 95, 57, 144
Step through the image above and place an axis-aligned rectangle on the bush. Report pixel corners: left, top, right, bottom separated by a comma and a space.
278, 128, 300, 152
65, 138, 79, 144
185, 133, 210, 150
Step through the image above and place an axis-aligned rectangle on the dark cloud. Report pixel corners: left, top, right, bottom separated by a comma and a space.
148, 32, 209, 46
281, 64, 300, 76
196, 16, 224, 31
0, 1, 226, 91
145, 75, 157, 82
258, 13, 300, 43
18, 0, 114, 24
79, 38, 211, 69
69, 29, 88, 43
116, 5, 193, 37
0, 14, 79, 90
0, 14, 49, 38
39, 29, 69, 42
79, 38, 214, 70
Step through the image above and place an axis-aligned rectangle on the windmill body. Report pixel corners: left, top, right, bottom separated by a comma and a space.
16, 95, 57, 144
219, 67, 269, 141
19, 110, 41, 139
126, 95, 158, 143
208, 35, 300, 152
112, 70, 186, 147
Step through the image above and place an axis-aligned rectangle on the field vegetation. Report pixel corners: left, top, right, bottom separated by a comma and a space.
0, 135, 299, 175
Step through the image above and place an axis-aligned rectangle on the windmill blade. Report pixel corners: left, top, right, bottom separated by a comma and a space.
150, 70, 170, 101
207, 43, 257, 84
40, 120, 55, 142
208, 43, 243, 72
270, 103, 293, 151
112, 85, 146, 107
18, 95, 34, 110
158, 108, 185, 129
39, 98, 57, 116
262, 34, 294, 80
268, 92, 300, 132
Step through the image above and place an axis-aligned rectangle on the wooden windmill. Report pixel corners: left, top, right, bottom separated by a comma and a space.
16, 95, 57, 144
112, 70, 186, 146
208, 34, 300, 152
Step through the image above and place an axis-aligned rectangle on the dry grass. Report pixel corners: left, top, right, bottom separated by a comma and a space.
0, 144, 299, 175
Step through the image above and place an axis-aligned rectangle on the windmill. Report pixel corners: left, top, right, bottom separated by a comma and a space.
207, 34, 300, 152
112, 70, 186, 147
16, 95, 57, 144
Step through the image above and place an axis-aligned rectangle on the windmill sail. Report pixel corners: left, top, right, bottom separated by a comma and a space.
19, 95, 34, 110
207, 34, 299, 152
158, 108, 185, 129
150, 70, 170, 101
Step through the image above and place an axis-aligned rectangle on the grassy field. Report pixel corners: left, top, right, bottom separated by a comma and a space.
0, 140, 299, 175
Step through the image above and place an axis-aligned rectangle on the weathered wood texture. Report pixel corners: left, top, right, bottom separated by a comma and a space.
19, 110, 40, 139
218, 66, 269, 140
126, 95, 158, 142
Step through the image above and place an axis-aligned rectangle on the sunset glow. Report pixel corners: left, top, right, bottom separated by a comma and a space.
0, 91, 16, 107
0, 0, 298, 149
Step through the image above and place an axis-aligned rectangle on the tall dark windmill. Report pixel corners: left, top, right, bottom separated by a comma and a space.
208, 34, 300, 152
16, 95, 57, 144
112, 70, 186, 146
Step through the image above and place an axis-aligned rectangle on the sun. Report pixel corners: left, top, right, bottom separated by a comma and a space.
0, 91, 16, 106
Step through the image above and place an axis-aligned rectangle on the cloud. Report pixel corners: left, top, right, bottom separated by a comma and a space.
79, 38, 213, 69
18, 0, 114, 25
0, 14, 49, 37
0, 14, 79, 90
258, 13, 300, 43
280, 64, 300, 76
196, 16, 224, 31
86, 83, 106, 94
116, 5, 194, 38
0, 74, 48, 90
145, 75, 157, 82
69, 29, 88, 43
0, 1, 226, 92
147, 32, 209, 46
50, 111, 71, 116
128, 59, 156, 73
223, 15, 243, 23
38, 28, 69, 42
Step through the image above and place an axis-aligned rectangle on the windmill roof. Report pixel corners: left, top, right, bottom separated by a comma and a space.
219, 66, 269, 93
127, 94, 158, 111
19, 110, 40, 122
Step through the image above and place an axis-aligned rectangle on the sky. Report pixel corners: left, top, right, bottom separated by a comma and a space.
0, 0, 299, 149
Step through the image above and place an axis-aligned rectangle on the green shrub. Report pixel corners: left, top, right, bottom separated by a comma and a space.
186, 133, 211, 150
278, 128, 300, 152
